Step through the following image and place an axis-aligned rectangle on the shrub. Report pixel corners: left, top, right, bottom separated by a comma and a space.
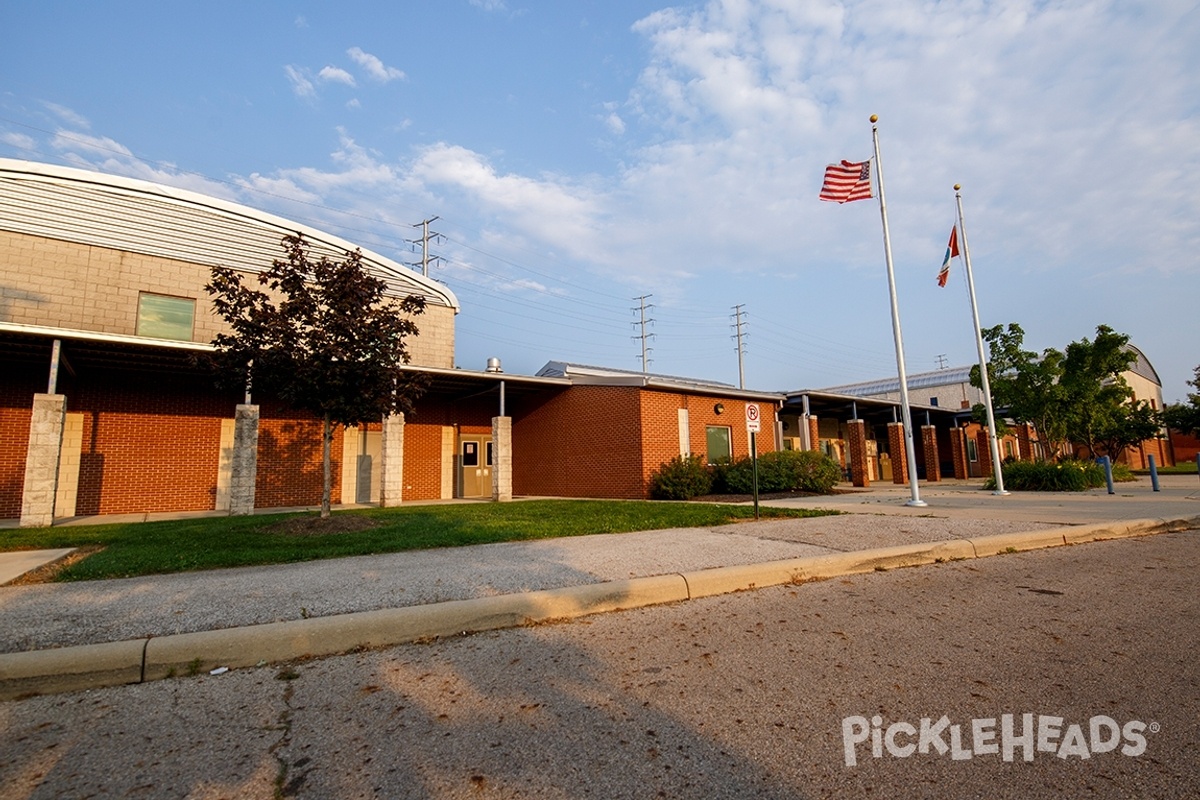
721, 450, 842, 495
648, 454, 713, 500
986, 459, 1106, 491
1111, 462, 1136, 483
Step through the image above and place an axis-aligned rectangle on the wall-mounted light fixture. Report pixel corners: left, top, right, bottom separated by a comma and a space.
714, 403, 725, 415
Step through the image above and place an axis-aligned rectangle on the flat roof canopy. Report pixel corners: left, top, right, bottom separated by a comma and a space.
0, 324, 569, 406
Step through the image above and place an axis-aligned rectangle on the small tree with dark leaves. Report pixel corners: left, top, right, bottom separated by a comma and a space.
1163, 365, 1200, 437
205, 234, 428, 518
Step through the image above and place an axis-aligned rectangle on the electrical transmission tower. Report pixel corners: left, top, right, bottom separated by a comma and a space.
935, 353, 949, 370
632, 294, 655, 375
406, 216, 444, 277
731, 304, 748, 389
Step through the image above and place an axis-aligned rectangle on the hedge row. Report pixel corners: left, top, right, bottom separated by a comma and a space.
649, 450, 842, 500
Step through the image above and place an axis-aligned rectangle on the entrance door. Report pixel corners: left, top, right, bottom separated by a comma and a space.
458, 436, 493, 498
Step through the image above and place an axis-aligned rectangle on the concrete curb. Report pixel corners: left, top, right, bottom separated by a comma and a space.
2, 515, 1196, 701
0, 639, 146, 700
142, 574, 689, 681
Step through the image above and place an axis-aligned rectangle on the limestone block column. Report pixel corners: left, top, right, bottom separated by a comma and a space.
807, 415, 820, 451
19, 394, 67, 528
950, 428, 969, 479
492, 416, 512, 502
229, 404, 259, 516
380, 412, 405, 508
887, 422, 909, 485
846, 419, 870, 487
921, 425, 941, 482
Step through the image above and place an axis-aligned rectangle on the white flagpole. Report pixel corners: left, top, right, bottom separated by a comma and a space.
871, 115, 926, 507
954, 184, 1008, 494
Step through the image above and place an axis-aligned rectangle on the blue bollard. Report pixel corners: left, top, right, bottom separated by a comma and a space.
1101, 456, 1115, 495
1149, 455, 1160, 492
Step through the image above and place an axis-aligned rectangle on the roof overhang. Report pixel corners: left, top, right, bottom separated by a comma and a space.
783, 389, 965, 426
0, 323, 570, 401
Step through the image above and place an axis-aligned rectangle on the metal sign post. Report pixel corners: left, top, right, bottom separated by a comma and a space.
747, 404, 761, 519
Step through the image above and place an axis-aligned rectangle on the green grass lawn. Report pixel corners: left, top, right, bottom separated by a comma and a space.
1133, 461, 1197, 475
0, 500, 836, 582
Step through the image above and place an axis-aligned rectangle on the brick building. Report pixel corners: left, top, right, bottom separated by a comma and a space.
1, 159, 780, 524
820, 358, 1174, 474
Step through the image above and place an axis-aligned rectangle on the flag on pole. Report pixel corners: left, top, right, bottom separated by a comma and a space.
819, 160, 873, 203
937, 226, 959, 287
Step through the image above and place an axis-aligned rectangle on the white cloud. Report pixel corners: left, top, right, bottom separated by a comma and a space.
409, 143, 605, 263
50, 131, 133, 160
40, 101, 90, 130
318, 66, 356, 87
604, 113, 626, 135
469, 0, 508, 11
0, 132, 37, 153
347, 47, 405, 83
284, 65, 315, 98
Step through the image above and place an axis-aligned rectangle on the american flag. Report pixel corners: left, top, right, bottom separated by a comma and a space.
819, 159, 873, 203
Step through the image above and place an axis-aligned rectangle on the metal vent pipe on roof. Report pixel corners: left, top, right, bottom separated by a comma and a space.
486, 357, 503, 373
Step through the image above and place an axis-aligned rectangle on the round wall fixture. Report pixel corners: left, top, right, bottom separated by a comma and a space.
714, 403, 725, 415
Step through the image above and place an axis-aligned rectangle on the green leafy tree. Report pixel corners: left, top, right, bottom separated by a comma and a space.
970, 323, 1070, 458
1059, 325, 1158, 463
205, 234, 428, 518
972, 323, 1159, 462
1163, 365, 1200, 436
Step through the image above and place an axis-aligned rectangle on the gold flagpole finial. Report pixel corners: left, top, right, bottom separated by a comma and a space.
954, 183, 961, 191
869, 114, 878, 123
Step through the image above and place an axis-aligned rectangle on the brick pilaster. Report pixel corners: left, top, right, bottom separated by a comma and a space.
807, 415, 820, 451
846, 419, 869, 487
1017, 422, 1034, 461
887, 422, 909, 485
976, 429, 993, 478
950, 428, 969, 479
921, 425, 941, 482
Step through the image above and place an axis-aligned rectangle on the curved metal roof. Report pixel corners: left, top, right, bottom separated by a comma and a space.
0, 158, 459, 311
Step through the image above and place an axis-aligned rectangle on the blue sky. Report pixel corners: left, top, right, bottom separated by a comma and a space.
2, 0, 1198, 402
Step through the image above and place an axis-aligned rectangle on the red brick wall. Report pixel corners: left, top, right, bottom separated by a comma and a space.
69, 374, 236, 516
402, 421, 445, 501
0, 364, 43, 518
1170, 430, 1198, 464
513, 387, 778, 500
254, 400, 344, 510
513, 385, 645, 498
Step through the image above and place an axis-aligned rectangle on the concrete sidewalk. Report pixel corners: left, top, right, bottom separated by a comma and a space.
1, 475, 1197, 699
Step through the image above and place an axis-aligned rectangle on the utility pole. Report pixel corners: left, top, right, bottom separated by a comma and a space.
407, 216, 442, 277
731, 304, 748, 389
935, 353, 948, 370
632, 294, 655, 375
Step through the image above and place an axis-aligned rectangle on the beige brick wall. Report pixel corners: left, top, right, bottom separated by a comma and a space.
0, 230, 455, 368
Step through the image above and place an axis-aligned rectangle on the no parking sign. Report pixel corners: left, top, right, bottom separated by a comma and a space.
745, 403, 761, 433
